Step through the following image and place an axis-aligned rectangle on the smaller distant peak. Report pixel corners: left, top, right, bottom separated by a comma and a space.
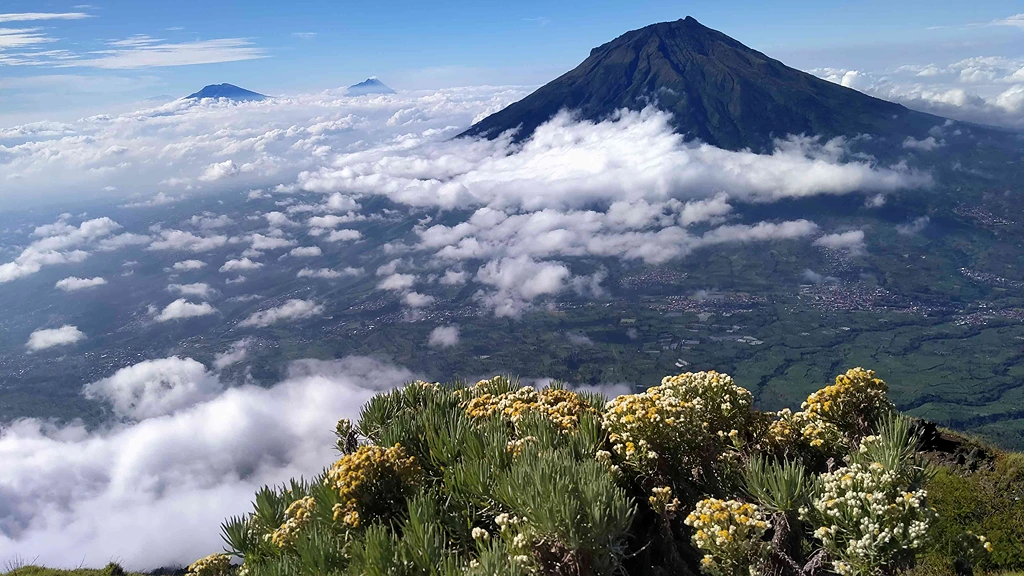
347, 77, 396, 95
185, 83, 267, 102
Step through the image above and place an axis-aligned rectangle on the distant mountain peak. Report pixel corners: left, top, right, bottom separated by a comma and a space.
186, 84, 267, 102
461, 16, 941, 152
347, 77, 396, 96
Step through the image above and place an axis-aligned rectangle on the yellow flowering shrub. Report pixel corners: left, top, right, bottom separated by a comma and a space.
683, 498, 770, 576
268, 495, 316, 548
324, 443, 422, 528
797, 368, 892, 449
463, 379, 596, 431
602, 371, 754, 479
186, 553, 231, 576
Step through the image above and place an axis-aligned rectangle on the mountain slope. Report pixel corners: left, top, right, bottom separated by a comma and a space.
185, 84, 267, 102
347, 77, 396, 96
460, 16, 941, 151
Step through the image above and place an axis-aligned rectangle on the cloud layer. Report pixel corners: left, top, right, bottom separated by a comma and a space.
25, 325, 85, 351
0, 356, 414, 569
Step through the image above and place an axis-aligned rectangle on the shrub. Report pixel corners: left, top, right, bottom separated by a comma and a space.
205, 368, 1000, 576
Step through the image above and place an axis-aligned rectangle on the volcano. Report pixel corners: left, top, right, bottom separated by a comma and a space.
185, 84, 267, 102
460, 17, 941, 152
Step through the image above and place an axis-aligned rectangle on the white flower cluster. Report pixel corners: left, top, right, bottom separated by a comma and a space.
808, 460, 930, 575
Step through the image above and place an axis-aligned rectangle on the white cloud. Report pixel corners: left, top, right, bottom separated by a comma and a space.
475, 256, 570, 317
189, 214, 234, 230
440, 269, 468, 285
814, 230, 867, 256
680, 193, 732, 226
213, 340, 250, 370
239, 299, 323, 328
428, 325, 460, 348
264, 211, 297, 227
288, 246, 322, 258
199, 160, 239, 182
71, 36, 267, 69
82, 357, 224, 419
219, 257, 262, 272
25, 325, 85, 351
296, 267, 354, 279
171, 259, 206, 271
0, 12, 91, 22
403, 291, 436, 308
0, 86, 526, 203
249, 233, 296, 250
149, 230, 227, 252
0, 356, 413, 569
326, 229, 362, 242
902, 135, 944, 151
154, 299, 216, 322
378, 273, 416, 291
0, 216, 120, 283
167, 282, 214, 298
813, 60, 1024, 129
55, 276, 106, 292
897, 216, 930, 236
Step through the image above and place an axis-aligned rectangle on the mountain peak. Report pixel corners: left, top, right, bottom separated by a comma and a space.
461, 18, 939, 152
347, 78, 396, 96
185, 84, 267, 102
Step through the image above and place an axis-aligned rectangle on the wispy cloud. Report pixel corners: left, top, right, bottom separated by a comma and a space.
0, 27, 56, 49
292, 32, 317, 39
990, 13, 1024, 29
0, 12, 91, 23
70, 36, 267, 69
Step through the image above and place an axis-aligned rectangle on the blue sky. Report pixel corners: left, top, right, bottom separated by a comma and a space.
0, 1, 1021, 121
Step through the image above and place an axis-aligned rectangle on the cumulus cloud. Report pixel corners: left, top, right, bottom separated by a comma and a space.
475, 256, 570, 317
171, 259, 207, 271
25, 325, 85, 351
167, 282, 215, 298
813, 59, 1024, 129
297, 266, 362, 279
288, 246, 322, 258
0, 356, 414, 569
326, 229, 362, 242
82, 357, 224, 419
249, 233, 295, 251
213, 340, 250, 370
149, 230, 227, 252
189, 214, 234, 230
440, 269, 468, 285
902, 135, 944, 151
198, 160, 240, 182
55, 276, 107, 292
403, 291, 436, 308
298, 108, 928, 210
239, 299, 324, 328
219, 257, 263, 272
897, 216, 930, 235
154, 299, 217, 322
428, 325, 460, 348
0, 217, 120, 283
814, 230, 867, 256
378, 273, 416, 291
